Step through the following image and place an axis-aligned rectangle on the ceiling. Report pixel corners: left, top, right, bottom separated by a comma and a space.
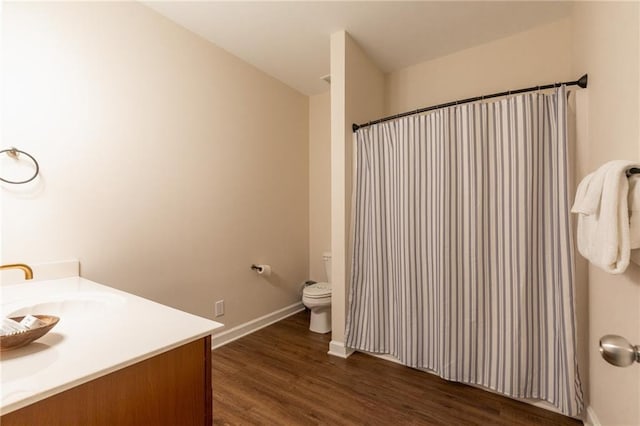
144, 1, 572, 96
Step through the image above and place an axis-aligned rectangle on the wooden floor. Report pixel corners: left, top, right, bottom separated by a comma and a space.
212, 311, 581, 426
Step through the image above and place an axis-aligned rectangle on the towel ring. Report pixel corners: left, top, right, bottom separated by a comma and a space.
0, 147, 40, 184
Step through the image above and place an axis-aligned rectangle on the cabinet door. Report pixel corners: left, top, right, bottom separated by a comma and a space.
2, 336, 212, 426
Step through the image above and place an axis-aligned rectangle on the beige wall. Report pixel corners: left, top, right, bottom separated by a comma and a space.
1, 2, 309, 330
309, 91, 331, 282
330, 31, 385, 352
385, 19, 572, 116
572, 2, 640, 425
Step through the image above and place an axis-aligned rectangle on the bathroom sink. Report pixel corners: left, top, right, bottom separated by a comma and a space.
6, 293, 126, 318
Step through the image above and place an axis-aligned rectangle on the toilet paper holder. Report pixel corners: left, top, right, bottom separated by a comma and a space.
250, 264, 271, 276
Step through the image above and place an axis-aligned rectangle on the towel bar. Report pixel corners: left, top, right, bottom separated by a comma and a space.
626, 167, 640, 177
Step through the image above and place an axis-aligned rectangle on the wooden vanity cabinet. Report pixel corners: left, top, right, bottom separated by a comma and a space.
1, 336, 212, 426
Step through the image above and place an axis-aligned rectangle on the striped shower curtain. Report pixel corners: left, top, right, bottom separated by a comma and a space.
345, 86, 583, 416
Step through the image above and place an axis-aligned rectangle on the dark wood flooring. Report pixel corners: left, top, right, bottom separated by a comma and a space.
212, 311, 581, 426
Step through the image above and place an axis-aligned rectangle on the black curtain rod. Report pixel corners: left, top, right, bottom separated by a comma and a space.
352, 74, 588, 132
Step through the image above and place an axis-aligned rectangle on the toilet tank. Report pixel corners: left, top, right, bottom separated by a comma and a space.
322, 252, 332, 283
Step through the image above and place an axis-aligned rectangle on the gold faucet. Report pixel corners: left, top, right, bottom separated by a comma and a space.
0, 263, 34, 280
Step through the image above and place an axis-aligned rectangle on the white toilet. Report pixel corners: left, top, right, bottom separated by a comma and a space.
302, 252, 332, 333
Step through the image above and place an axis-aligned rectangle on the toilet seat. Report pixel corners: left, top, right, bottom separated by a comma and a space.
303, 282, 331, 298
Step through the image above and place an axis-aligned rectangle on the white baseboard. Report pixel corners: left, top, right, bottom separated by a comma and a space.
585, 406, 600, 426
328, 340, 355, 358
1, 259, 79, 285
211, 302, 305, 349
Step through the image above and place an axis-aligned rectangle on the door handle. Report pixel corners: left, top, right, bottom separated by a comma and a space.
599, 335, 640, 367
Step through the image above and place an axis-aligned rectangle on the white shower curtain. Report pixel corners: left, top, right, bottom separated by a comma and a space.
345, 86, 583, 416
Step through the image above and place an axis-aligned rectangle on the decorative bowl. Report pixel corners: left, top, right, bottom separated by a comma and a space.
0, 315, 59, 351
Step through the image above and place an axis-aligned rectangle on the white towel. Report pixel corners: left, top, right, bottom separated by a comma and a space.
628, 174, 640, 264
571, 160, 639, 273
629, 174, 640, 248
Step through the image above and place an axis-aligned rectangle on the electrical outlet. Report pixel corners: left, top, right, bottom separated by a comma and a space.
215, 300, 224, 317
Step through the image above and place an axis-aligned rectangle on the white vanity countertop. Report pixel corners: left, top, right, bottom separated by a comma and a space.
0, 277, 223, 415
